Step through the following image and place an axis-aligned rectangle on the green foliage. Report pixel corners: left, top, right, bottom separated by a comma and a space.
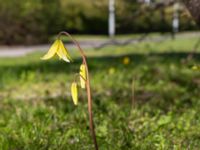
116, 1, 197, 33
0, 0, 62, 44
60, 0, 108, 34
0, 0, 198, 44
0, 34, 200, 149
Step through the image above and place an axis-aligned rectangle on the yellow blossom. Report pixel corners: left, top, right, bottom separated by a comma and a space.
71, 82, 78, 105
80, 64, 87, 89
41, 39, 72, 62
109, 67, 115, 74
123, 57, 130, 65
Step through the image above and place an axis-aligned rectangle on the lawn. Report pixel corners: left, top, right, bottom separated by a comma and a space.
0, 34, 200, 150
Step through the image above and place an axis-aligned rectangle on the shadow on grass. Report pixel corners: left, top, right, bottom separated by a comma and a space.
0, 52, 200, 114
1, 52, 200, 75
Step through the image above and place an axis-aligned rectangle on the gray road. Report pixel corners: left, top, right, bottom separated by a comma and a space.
0, 32, 199, 57
0, 40, 105, 57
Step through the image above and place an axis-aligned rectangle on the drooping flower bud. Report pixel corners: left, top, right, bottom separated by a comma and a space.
71, 82, 78, 105
80, 64, 87, 89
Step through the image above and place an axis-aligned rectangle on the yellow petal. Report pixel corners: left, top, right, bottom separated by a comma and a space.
71, 82, 78, 105
56, 40, 72, 63
80, 64, 87, 89
123, 57, 130, 65
41, 39, 59, 60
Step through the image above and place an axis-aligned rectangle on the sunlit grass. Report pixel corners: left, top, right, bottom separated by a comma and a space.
0, 33, 200, 149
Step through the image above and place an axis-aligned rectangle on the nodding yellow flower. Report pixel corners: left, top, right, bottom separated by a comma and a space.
80, 64, 87, 89
123, 57, 130, 65
71, 82, 78, 105
41, 39, 72, 62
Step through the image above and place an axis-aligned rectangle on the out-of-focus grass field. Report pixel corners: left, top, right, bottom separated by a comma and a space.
0, 34, 200, 150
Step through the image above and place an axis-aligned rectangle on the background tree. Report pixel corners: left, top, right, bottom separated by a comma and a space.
182, 0, 200, 25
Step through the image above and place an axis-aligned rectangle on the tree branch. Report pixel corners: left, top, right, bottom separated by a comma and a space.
182, 0, 200, 25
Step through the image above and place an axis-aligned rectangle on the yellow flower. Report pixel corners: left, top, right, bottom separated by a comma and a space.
123, 57, 130, 65
71, 82, 78, 105
109, 67, 115, 75
80, 64, 87, 89
41, 39, 72, 62
192, 65, 200, 70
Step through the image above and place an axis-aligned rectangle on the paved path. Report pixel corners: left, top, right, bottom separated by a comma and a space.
0, 32, 200, 57
0, 40, 105, 57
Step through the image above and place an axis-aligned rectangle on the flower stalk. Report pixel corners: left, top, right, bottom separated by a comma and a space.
42, 31, 98, 150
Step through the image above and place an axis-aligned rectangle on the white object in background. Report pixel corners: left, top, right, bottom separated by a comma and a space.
172, 3, 180, 33
109, 0, 115, 38
144, 0, 151, 5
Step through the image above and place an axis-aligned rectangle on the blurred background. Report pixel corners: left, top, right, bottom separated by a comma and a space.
0, 0, 200, 149
0, 0, 198, 45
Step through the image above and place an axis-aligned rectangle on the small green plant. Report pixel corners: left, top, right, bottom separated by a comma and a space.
41, 31, 99, 150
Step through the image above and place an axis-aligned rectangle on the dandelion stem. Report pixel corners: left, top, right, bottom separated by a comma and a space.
58, 31, 99, 150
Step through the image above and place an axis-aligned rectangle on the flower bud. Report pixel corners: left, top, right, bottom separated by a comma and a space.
80, 64, 87, 89
71, 82, 78, 105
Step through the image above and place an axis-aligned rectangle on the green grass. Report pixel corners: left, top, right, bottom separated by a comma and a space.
0, 34, 200, 149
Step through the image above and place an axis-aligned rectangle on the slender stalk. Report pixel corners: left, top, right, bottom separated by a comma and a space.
58, 31, 99, 150
131, 78, 135, 109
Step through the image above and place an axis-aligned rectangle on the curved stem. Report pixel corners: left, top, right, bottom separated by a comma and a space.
58, 31, 99, 150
